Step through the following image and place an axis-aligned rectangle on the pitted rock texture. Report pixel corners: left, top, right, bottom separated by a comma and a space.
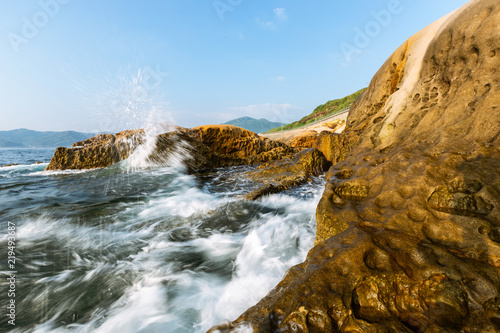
45, 130, 145, 170
245, 148, 331, 200
46, 125, 297, 172
282, 131, 342, 163
209, 0, 500, 332
190, 125, 294, 161
427, 184, 494, 217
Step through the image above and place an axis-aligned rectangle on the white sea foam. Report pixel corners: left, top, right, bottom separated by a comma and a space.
139, 187, 220, 219
14, 166, 324, 333
35, 168, 96, 176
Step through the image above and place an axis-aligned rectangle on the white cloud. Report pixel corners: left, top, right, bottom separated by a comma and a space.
256, 18, 277, 30
256, 8, 288, 30
273, 76, 286, 82
273, 8, 288, 21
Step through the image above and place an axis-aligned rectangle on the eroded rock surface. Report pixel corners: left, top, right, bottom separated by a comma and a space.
210, 0, 500, 331
190, 125, 292, 161
46, 130, 145, 170
287, 131, 342, 163
245, 148, 331, 200
45, 125, 297, 172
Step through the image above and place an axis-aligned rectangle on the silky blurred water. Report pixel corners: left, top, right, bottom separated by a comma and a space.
0, 147, 323, 333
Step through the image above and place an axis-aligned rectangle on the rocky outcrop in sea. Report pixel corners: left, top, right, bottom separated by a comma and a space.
45, 125, 331, 200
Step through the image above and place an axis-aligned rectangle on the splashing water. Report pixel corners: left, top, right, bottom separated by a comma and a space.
0, 154, 325, 332
0, 67, 325, 332
84, 66, 191, 172
91, 67, 171, 133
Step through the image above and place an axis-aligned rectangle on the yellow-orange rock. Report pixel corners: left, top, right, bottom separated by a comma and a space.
45, 125, 297, 172
190, 125, 291, 160
245, 148, 331, 200
46, 130, 144, 170
287, 131, 342, 162
210, 1, 500, 332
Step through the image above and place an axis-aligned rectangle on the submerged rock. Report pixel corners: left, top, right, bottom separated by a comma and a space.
211, 0, 500, 331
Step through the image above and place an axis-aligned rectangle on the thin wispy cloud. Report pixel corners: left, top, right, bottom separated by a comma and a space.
256, 8, 288, 30
273, 8, 288, 21
256, 18, 277, 30
273, 76, 286, 82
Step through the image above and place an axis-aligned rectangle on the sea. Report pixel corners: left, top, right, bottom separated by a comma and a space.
0, 146, 325, 332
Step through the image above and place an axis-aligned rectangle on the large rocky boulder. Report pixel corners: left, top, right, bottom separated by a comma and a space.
45, 125, 297, 172
210, 0, 500, 332
190, 125, 288, 160
286, 131, 342, 163
45, 130, 145, 170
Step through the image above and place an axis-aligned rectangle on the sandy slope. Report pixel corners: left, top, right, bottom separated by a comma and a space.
259, 110, 349, 142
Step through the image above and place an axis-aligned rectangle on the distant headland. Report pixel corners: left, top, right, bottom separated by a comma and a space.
0, 129, 95, 148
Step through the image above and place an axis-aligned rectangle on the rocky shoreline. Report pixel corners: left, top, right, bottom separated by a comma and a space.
45, 124, 334, 200
44, 0, 500, 331
207, 0, 500, 331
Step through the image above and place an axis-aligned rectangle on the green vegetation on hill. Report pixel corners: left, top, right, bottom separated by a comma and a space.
223, 117, 286, 134
0, 129, 95, 148
267, 88, 367, 132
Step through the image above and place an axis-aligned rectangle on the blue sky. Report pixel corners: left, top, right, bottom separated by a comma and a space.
0, 0, 469, 132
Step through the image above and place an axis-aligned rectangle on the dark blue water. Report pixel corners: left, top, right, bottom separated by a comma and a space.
0, 148, 55, 167
0, 148, 323, 333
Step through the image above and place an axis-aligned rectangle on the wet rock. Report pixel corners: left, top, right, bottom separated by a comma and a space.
352, 276, 392, 323
244, 148, 331, 200
420, 275, 469, 328
352, 274, 469, 331
152, 131, 240, 171
46, 130, 145, 170
484, 297, 500, 329
46, 125, 297, 172
190, 125, 293, 161
306, 310, 333, 333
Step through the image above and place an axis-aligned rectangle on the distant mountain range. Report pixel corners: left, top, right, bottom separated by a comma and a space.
223, 117, 286, 134
0, 129, 95, 148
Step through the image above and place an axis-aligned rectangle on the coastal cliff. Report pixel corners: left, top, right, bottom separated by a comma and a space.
210, 0, 500, 332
